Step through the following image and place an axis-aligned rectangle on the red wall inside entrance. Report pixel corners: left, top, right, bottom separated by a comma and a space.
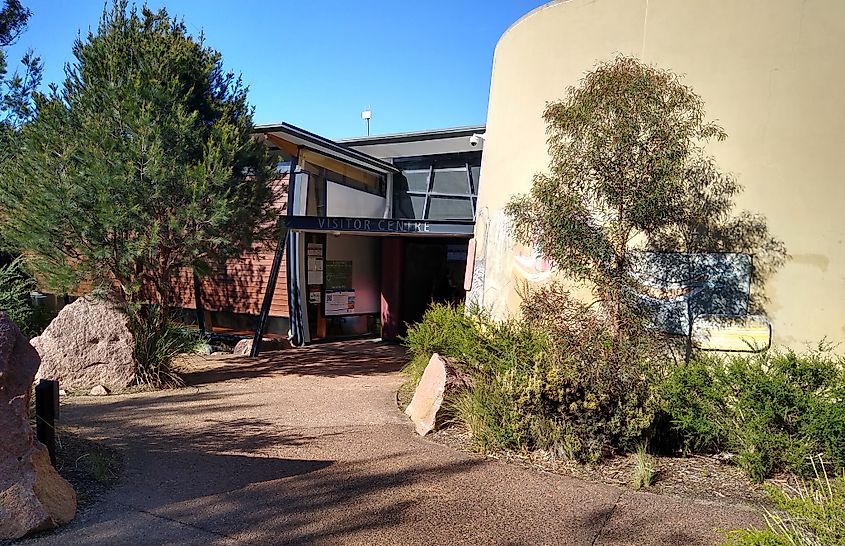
380, 238, 402, 340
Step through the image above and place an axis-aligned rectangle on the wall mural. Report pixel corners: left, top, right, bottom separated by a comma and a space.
467, 208, 771, 352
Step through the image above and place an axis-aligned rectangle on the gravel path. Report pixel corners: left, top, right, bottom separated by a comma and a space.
19, 340, 761, 545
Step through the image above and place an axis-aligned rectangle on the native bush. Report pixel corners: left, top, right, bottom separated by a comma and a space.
724, 456, 845, 546
0, 257, 52, 337
129, 304, 203, 388
662, 347, 845, 481
405, 284, 668, 463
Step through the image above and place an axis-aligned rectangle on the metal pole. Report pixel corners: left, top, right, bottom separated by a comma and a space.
193, 272, 206, 335
251, 158, 297, 357
35, 379, 59, 466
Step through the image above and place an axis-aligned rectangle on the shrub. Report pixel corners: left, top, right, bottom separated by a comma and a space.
406, 284, 669, 464
662, 348, 845, 481
724, 456, 845, 546
401, 302, 481, 385
0, 257, 52, 337
129, 305, 202, 388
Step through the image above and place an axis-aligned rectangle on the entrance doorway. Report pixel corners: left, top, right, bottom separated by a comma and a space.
400, 239, 468, 328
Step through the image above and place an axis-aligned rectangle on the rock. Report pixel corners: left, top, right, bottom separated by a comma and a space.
0, 314, 77, 539
232, 337, 292, 356
88, 385, 109, 396
31, 297, 135, 391
405, 353, 472, 436
197, 343, 213, 355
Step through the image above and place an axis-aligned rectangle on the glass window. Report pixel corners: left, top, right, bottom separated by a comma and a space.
428, 197, 474, 220
403, 170, 430, 192
470, 166, 481, 193
431, 167, 470, 194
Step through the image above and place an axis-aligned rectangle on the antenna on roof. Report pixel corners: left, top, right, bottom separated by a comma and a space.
361, 106, 372, 136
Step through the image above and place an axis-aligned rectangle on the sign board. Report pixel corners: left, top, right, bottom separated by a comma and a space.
285, 215, 475, 236
325, 260, 353, 290
325, 290, 355, 315
308, 286, 321, 304
306, 243, 323, 284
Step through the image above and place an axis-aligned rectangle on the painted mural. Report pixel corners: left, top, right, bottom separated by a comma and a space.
467, 208, 771, 352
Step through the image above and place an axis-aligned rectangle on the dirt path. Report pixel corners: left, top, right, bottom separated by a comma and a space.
20, 340, 760, 545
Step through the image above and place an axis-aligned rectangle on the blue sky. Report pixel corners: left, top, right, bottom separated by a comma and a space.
5, 1, 546, 139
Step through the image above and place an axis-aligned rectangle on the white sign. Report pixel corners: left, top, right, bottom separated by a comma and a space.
325, 290, 355, 316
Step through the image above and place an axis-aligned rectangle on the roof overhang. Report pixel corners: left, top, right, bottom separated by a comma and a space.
254, 122, 399, 175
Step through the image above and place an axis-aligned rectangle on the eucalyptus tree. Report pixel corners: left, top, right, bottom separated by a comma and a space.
506, 56, 782, 334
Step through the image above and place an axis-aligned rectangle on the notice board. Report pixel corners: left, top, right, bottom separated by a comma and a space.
324, 260, 353, 290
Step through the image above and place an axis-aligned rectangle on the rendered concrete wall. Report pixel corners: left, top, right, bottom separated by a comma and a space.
473, 0, 845, 349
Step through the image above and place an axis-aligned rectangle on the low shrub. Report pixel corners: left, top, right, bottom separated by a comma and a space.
724, 456, 845, 546
129, 304, 202, 388
0, 257, 53, 337
662, 347, 845, 481
405, 284, 668, 463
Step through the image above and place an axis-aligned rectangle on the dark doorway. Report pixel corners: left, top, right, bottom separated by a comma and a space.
400, 238, 468, 328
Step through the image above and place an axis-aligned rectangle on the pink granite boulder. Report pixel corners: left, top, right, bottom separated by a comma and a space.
0, 313, 77, 539
31, 297, 135, 390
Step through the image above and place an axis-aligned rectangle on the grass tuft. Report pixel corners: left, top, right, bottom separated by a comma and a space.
631, 443, 655, 490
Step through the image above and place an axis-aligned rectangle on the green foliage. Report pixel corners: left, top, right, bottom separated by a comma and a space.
0, 0, 42, 130
506, 56, 727, 308
405, 287, 666, 463
505, 55, 784, 330
724, 457, 845, 546
632, 443, 655, 490
128, 304, 201, 388
0, 257, 52, 337
402, 302, 481, 383
662, 348, 845, 481
0, 1, 279, 311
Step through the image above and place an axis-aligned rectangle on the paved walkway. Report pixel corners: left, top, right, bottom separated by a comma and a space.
23, 340, 760, 545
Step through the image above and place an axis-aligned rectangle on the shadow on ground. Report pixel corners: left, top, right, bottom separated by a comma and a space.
181, 340, 408, 387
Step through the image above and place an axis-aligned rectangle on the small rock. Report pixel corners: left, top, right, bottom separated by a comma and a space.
58, 389, 67, 396
197, 343, 213, 355
89, 385, 109, 396
232, 337, 292, 356
405, 353, 472, 436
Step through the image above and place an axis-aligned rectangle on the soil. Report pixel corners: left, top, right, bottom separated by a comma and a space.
54, 428, 123, 509
398, 380, 771, 508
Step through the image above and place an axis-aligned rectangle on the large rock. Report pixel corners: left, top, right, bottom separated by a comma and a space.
405, 353, 471, 436
233, 337, 292, 356
31, 297, 135, 390
0, 314, 77, 539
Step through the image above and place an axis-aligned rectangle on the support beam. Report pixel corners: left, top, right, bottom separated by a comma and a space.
192, 272, 206, 334
251, 158, 297, 357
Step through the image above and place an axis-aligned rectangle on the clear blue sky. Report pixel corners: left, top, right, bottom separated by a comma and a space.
5, 1, 546, 139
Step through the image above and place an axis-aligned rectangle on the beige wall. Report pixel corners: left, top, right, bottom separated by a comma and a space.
473, 0, 845, 349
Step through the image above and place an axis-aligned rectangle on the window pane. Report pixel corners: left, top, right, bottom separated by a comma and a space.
402, 170, 430, 192
428, 197, 473, 220
431, 168, 470, 194
470, 166, 481, 193
394, 194, 427, 219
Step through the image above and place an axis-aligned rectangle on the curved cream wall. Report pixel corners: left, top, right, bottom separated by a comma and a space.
474, 0, 845, 349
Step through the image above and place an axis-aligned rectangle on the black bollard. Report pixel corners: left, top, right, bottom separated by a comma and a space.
35, 379, 59, 466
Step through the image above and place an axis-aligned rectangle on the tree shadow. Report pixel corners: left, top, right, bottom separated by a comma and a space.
180, 340, 408, 386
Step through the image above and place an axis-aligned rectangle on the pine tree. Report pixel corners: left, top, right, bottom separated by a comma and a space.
0, 1, 279, 319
